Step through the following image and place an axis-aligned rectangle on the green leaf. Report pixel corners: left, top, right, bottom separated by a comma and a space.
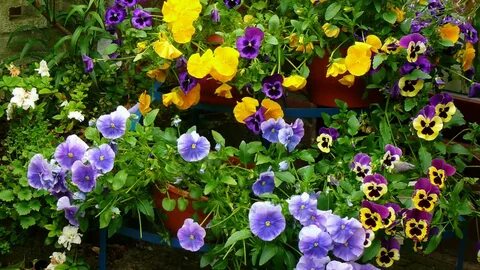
424, 232, 442, 254
17, 189, 32, 201
14, 202, 31, 215
204, 181, 217, 195
20, 216, 36, 229
434, 142, 446, 155
112, 170, 128, 191
372, 54, 387, 69
103, 43, 118, 55
259, 243, 277, 266
362, 238, 381, 262
224, 229, 251, 247
382, 11, 397, 24
379, 119, 392, 144
137, 198, 154, 218
444, 110, 465, 128
297, 150, 315, 163
221, 175, 237, 185
29, 200, 41, 211
162, 198, 176, 212
325, 2, 342, 20
265, 35, 279, 45
347, 115, 360, 136
268, 15, 280, 32
298, 165, 314, 182
143, 109, 159, 126
85, 126, 100, 142
404, 97, 417, 112
275, 171, 296, 184
211, 130, 225, 146
418, 146, 432, 172
177, 197, 188, 212
100, 208, 112, 228
404, 69, 431, 80
256, 153, 272, 165
448, 144, 471, 155
439, 39, 454, 47
0, 190, 14, 202
238, 141, 250, 164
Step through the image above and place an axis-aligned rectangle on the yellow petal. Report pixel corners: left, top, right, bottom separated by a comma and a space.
187, 49, 214, 79
439, 23, 460, 44
171, 21, 196, 44
212, 47, 240, 79
283, 75, 307, 91
345, 42, 372, 76
462, 42, 475, 71
152, 39, 182, 60
326, 58, 347, 77
214, 83, 233, 98
365, 35, 382, 53
139, 91, 152, 116
147, 69, 168, 82
162, 88, 184, 107
338, 74, 355, 88
233, 97, 259, 123
177, 84, 201, 110
261, 99, 284, 120
322, 23, 340, 38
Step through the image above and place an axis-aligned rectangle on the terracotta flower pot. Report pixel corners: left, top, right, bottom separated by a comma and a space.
198, 78, 240, 106
307, 55, 383, 108
153, 184, 209, 234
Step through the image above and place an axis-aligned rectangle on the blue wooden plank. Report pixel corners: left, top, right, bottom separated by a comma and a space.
98, 228, 107, 270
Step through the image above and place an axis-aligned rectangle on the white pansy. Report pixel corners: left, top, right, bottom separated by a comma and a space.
35, 60, 50, 77
57, 225, 82, 250
9, 87, 39, 110
68, 111, 85, 122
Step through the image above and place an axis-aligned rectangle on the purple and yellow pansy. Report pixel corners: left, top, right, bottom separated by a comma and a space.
359, 201, 390, 231
382, 144, 402, 170
399, 33, 427, 63
383, 203, 401, 234
350, 153, 372, 181
403, 209, 432, 242
398, 77, 424, 97
429, 93, 457, 123
412, 105, 443, 141
412, 178, 440, 212
428, 158, 456, 189
364, 229, 375, 248
316, 127, 339, 153
376, 238, 401, 268
233, 97, 283, 134
361, 173, 388, 201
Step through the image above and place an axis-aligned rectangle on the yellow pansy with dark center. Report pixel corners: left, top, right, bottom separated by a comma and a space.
406, 41, 426, 62
354, 165, 370, 179
405, 219, 429, 241
316, 133, 332, 153
412, 109, 443, 141
382, 207, 397, 229
435, 102, 456, 123
381, 37, 400, 54
376, 247, 400, 268
412, 190, 438, 212
361, 182, 388, 201
399, 77, 424, 97
428, 166, 446, 188
359, 208, 383, 231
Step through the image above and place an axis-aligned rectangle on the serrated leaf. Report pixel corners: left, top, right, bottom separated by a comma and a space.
162, 198, 176, 211
14, 202, 31, 215
325, 2, 341, 20
29, 200, 41, 211
20, 216, 36, 229
143, 109, 159, 126
224, 229, 251, 247
137, 198, 154, 218
177, 197, 188, 212
0, 190, 14, 202
372, 54, 387, 69
379, 119, 392, 144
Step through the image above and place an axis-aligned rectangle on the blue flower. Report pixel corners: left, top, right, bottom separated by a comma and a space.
71, 161, 97, 193
96, 106, 131, 140
57, 196, 79, 227
177, 131, 210, 162
252, 171, 275, 196
298, 225, 333, 258
260, 118, 286, 143
86, 144, 116, 173
177, 218, 206, 252
27, 154, 54, 190
54, 135, 89, 170
287, 192, 317, 223
296, 255, 330, 270
249, 201, 285, 241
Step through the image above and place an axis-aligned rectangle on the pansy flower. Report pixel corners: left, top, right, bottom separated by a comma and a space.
375, 238, 400, 268
177, 131, 210, 162
398, 77, 424, 97
287, 192, 318, 223
27, 154, 55, 190
283, 75, 307, 91
428, 159, 456, 189
236, 27, 264, 59
249, 201, 286, 241
131, 9, 152, 29
345, 42, 372, 76
460, 23, 478, 44
439, 23, 460, 44
383, 203, 401, 235
429, 93, 456, 123
71, 161, 97, 193
161, 0, 202, 44
412, 178, 440, 212
399, 33, 427, 63
85, 144, 115, 173
245, 108, 265, 135
177, 218, 206, 252
380, 37, 400, 54
162, 85, 201, 110
316, 127, 339, 153
260, 118, 286, 143
115, 0, 136, 8
105, 5, 127, 26
210, 46, 240, 83
252, 171, 275, 196
469, 82, 480, 98
54, 135, 89, 170
178, 71, 198, 94
278, 124, 303, 152
350, 153, 372, 181
457, 42, 476, 71
364, 229, 375, 248
361, 174, 388, 201
359, 201, 390, 231
404, 209, 432, 242
332, 226, 365, 262
233, 97, 283, 134
210, 8, 220, 23
300, 210, 333, 229
296, 255, 330, 270
57, 196, 79, 227
399, 56, 431, 75
82, 55, 94, 73
382, 144, 402, 170
262, 74, 284, 100
224, 0, 241, 8
413, 105, 443, 141
298, 225, 333, 258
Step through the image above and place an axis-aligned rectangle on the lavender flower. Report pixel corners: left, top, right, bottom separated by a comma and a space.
105, 6, 127, 26
224, 0, 241, 9
249, 201, 286, 241
82, 55, 94, 73
348, 262, 379, 270
236, 27, 264, 59
332, 226, 366, 261
468, 82, 480, 98
27, 154, 54, 190
260, 118, 286, 143
86, 144, 116, 173
244, 108, 265, 134
399, 56, 432, 75
57, 196, 79, 226
54, 135, 89, 170
300, 210, 332, 229
211, 8, 220, 23
296, 255, 330, 270
326, 216, 362, 243
326, 261, 354, 270
262, 74, 284, 99
96, 106, 131, 139
287, 192, 317, 223
131, 9, 152, 29
178, 71, 198, 94
252, 171, 275, 196
299, 225, 332, 258
177, 218, 206, 252
71, 161, 97, 192
115, 0, 136, 8
177, 131, 210, 162
50, 165, 69, 197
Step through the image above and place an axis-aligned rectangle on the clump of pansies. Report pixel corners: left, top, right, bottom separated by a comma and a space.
27, 106, 132, 226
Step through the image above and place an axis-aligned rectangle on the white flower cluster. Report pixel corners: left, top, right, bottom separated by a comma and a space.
57, 225, 82, 250
7, 87, 39, 120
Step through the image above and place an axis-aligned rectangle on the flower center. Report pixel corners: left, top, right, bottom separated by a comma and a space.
341, 224, 346, 230
67, 153, 74, 158
189, 234, 195, 240
313, 242, 318, 247
261, 181, 266, 186
85, 176, 90, 181
191, 143, 196, 149
300, 204, 305, 209
110, 123, 115, 128
265, 220, 271, 227
99, 155, 105, 161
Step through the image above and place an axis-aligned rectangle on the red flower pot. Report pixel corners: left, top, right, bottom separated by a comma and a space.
307, 55, 383, 108
153, 184, 209, 234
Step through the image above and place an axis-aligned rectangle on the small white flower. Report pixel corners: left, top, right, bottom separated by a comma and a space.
68, 111, 85, 122
60, 100, 69, 107
22, 88, 39, 110
10, 87, 38, 110
57, 225, 82, 250
173, 177, 183, 185
278, 160, 289, 171
49, 252, 66, 265
35, 60, 50, 77
111, 207, 121, 219
171, 115, 181, 127
214, 143, 221, 151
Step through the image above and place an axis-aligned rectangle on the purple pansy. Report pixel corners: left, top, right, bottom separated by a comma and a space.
469, 82, 480, 98
296, 255, 330, 270
248, 201, 286, 241
236, 27, 264, 59
350, 153, 372, 180
57, 196, 79, 226
348, 262, 379, 270
399, 56, 432, 75
54, 135, 89, 170
211, 8, 220, 23
96, 106, 131, 140
382, 144, 402, 170
291, 118, 305, 138
27, 154, 55, 190
244, 107, 265, 134
177, 218, 206, 252
300, 210, 333, 229
252, 171, 275, 196
429, 93, 456, 122
317, 127, 339, 153
460, 23, 478, 44
361, 173, 388, 201
298, 225, 333, 258
376, 238, 400, 268
326, 216, 362, 243
399, 33, 427, 63
287, 192, 318, 223
49, 165, 69, 198
82, 55, 94, 73
224, 0, 241, 9
86, 144, 116, 173
178, 71, 198, 94
262, 74, 284, 100
131, 9, 152, 29
177, 131, 210, 162
278, 126, 300, 152
71, 161, 97, 193
115, 0, 137, 8
359, 201, 390, 231
260, 118, 286, 143
105, 5, 127, 26
326, 260, 353, 270
332, 226, 366, 261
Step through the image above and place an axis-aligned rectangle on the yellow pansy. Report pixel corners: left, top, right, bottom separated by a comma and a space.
214, 83, 233, 98
139, 91, 152, 116
345, 42, 372, 76
439, 23, 460, 44
162, 0, 201, 44
405, 219, 429, 241
261, 99, 284, 120
428, 166, 446, 188
136, 41, 148, 52
170, 20, 196, 44
287, 34, 313, 53
392, 7, 405, 23
162, 84, 201, 110
283, 75, 307, 91
147, 69, 167, 82
359, 207, 383, 231
326, 58, 347, 77
412, 114, 443, 141
322, 23, 340, 38
434, 102, 456, 123
398, 77, 424, 97
152, 36, 182, 60
376, 247, 400, 268
459, 42, 476, 71
381, 37, 400, 54
338, 74, 355, 88
316, 134, 333, 153
412, 189, 438, 212
361, 182, 388, 201
233, 97, 259, 123
187, 49, 214, 79
365, 35, 382, 53
210, 47, 240, 83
